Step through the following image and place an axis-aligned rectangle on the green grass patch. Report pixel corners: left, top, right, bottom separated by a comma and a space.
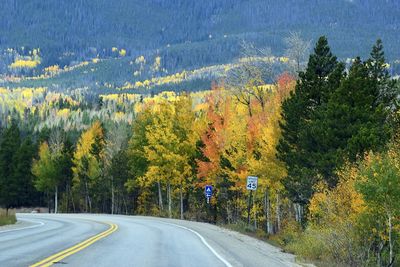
0, 208, 17, 226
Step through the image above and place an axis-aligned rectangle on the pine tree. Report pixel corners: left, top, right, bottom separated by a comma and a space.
277, 36, 341, 205
0, 121, 21, 213
311, 42, 395, 181
366, 39, 398, 129
12, 138, 38, 207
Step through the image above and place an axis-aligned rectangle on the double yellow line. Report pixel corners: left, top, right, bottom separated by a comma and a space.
30, 222, 118, 267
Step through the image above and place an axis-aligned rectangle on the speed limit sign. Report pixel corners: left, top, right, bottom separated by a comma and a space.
246, 176, 258, 191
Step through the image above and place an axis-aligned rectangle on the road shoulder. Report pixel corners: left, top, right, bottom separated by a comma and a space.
136, 216, 301, 267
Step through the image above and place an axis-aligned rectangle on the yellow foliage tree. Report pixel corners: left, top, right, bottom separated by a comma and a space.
140, 96, 197, 218
72, 121, 105, 212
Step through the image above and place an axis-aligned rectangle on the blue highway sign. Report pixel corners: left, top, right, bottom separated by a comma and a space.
205, 185, 213, 197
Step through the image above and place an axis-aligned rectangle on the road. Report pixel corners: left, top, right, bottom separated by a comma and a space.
0, 214, 300, 267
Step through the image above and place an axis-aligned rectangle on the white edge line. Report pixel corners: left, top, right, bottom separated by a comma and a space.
0, 219, 45, 234
162, 222, 233, 267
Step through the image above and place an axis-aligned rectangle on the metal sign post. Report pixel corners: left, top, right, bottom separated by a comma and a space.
205, 185, 213, 204
246, 176, 258, 226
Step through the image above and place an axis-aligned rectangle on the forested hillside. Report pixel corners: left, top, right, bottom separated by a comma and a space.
1, 0, 400, 94
0, 36, 399, 265
2, 0, 399, 61
1, 1, 400, 266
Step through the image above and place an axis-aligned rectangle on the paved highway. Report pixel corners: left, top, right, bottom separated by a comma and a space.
0, 214, 300, 267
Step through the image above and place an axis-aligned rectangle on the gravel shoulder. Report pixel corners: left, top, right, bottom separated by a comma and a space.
135, 216, 302, 267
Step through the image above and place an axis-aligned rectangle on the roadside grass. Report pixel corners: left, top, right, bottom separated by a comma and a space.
0, 208, 17, 226
221, 221, 281, 247
222, 220, 317, 267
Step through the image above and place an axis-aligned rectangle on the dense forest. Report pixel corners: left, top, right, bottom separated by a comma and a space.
0, 36, 399, 266
1, 0, 400, 62
1, 0, 400, 95
1, 1, 400, 265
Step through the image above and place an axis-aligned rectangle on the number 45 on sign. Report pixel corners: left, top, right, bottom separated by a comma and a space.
246, 176, 258, 191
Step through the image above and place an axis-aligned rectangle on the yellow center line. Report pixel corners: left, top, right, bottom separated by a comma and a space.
30, 222, 118, 267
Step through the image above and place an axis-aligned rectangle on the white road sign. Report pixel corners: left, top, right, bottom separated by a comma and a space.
246, 176, 258, 191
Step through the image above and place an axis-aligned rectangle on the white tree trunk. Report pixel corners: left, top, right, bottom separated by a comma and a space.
180, 183, 183, 220
157, 180, 163, 211
276, 193, 281, 232
294, 203, 303, 224
168, 182, 172, 218
388, 214, 394, 265
265, 190, 273, 234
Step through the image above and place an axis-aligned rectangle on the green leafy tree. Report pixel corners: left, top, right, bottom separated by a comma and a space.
32, 142, 62, 213
126, 109, 152, 214
357, 147, 400, 266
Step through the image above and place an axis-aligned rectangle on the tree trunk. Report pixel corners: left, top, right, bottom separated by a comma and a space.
54, 186, 58, 214
88, 197, 92, 213
260, 99, 265, 113
84, 180, 92, 213
294, 203, 303, 224
111, 175, 114, 214
254, 204, 257, 229
226, 205, 231, 224
265, 191, 273, 234
157, 179, 163, 212
234, 191, 239, 223
69, 186, 76, 213
248, 105, 253, 117
180, 182, 183, 220
253, 190, 257, 229
65, 184, 69, 213
168, 182, 172, 218
122, 193, 128, 215
377, 241, 384, 267
276, 193, 281, 232
388, 214, 394, 266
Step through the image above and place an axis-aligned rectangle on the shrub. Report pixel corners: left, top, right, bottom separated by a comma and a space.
0, 208, 17, 226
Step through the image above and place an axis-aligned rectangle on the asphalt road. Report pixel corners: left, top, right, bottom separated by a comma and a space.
0, 214, 300, 267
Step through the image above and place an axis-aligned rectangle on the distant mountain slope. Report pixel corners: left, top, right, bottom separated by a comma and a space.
1, 0, 399, 63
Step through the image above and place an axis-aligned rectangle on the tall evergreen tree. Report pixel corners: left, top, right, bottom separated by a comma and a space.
0, 121, 21, 213
0, 121, 38, 212
310, 41, 396, 179
12, 137, 38, 207
366, 39, 398, 129
277, 36, 342, 205
279, 38, 397, 209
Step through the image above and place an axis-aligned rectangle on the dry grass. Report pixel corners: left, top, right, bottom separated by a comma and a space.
0, 208, 17, 226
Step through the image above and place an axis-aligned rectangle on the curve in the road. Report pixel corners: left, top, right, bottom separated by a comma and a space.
160, 222, 233, 267
30, 221, 118, 267
0, 219, 44, 234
